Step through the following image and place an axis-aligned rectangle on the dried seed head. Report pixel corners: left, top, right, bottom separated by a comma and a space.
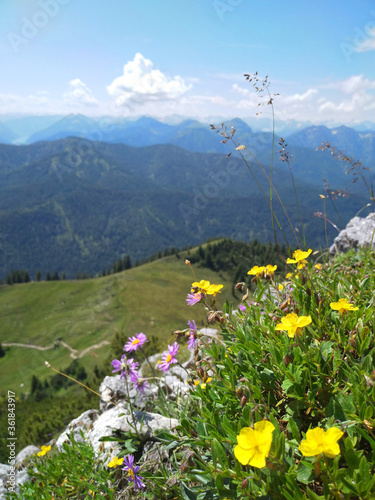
185, 259, 191, 265
173, 329, 184, 340
235, 282, 245, 290
203, 372, 208, 383
283, 354, 294, 366
280, 300, 289, 311
197, 368, 204, 379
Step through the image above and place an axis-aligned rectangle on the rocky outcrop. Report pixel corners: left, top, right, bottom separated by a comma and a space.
330, 212, 375, 254
1, 350, 194, 496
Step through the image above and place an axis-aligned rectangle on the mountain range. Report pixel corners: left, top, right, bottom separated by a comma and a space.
1, 114, 374, 168
1, 135, 373, 279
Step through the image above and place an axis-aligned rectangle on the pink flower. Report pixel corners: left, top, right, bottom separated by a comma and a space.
122, 454, 146, 490
158, 342, 179, 373
186, 292, 202, 306
187, 320, 197, 350
124, 332, 148, 353
130, 372, 148, 393
111, 355, 139, 380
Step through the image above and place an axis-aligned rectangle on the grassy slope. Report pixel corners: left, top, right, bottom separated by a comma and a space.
0, 253, 234, 392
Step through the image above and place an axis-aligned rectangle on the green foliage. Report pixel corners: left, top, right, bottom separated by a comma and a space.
133, 248, 375, 499
188, 238, 291, 293
6, 433, 115, 499
0, 254, 235, 393
1, 138, 369, 279
5, 270, 30, 285
0, 389, 96, 464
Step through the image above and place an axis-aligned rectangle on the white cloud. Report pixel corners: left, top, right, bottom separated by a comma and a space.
232, 84, 250, 96
63, 79, 98, 106
355, 26, 375, 52
322, 74, 375, 94
107, 53, 191, 108
284, 88, 318, 103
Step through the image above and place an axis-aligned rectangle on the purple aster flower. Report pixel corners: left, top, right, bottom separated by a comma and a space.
158, 342, 179, 373
130, 372, 148, 393
111, 355, 139, 380
238, 302, 251, 312
187, 320, 197, 350
124, 332, 148, 353
186, 292, 202, 306
122, 454, 146, 490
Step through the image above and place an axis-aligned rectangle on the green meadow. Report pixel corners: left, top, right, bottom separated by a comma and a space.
0, 253, 235, 393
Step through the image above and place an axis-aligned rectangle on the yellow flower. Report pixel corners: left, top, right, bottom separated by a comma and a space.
299, 427, 343, 458
314, 264, 322, 270
247, 266, 266, 278
278, 284, 284, 291
234, 421, 275, 468
330, 298, 359, 315
107, 456, 124, 468
275, 313, 312, 338
286, 272, 293, 279
191, 279, 211, 293
264, 265, 277, 277
191, 280, 223, 296
37, 445, 51, 457
206, 283, 223, 296
194, 377, 212, 389
287, 249, 312, 269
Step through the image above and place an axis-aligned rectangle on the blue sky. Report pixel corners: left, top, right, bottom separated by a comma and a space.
1, 0, 375, 126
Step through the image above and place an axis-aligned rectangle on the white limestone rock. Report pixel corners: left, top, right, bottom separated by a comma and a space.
330, 212, 375, 254
15, 445, 40, 467
55, 408, 99, 450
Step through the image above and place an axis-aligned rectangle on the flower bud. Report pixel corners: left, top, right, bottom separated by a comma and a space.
280, 300, 289, 310
197, 368, 204, 379
241, 479, 249, 489
283, 354, 294, 366
240, 395, 247, 408
236, 387, 244, 399
181, 462, 189, 473
203, 372, 208, 383
235, 282, 245, 290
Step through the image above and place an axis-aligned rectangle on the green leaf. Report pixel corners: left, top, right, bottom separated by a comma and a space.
211, 438, 229, 469
306, 487, 323, 499
180, 482, 198, 500
287, 416, 301, 441
281, 379, 294, 393
296, 463, 315, 484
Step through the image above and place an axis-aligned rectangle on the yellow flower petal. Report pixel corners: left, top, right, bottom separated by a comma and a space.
299, 427, 343, 458
236, 427, 255, 450
234, 444, 254, 465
